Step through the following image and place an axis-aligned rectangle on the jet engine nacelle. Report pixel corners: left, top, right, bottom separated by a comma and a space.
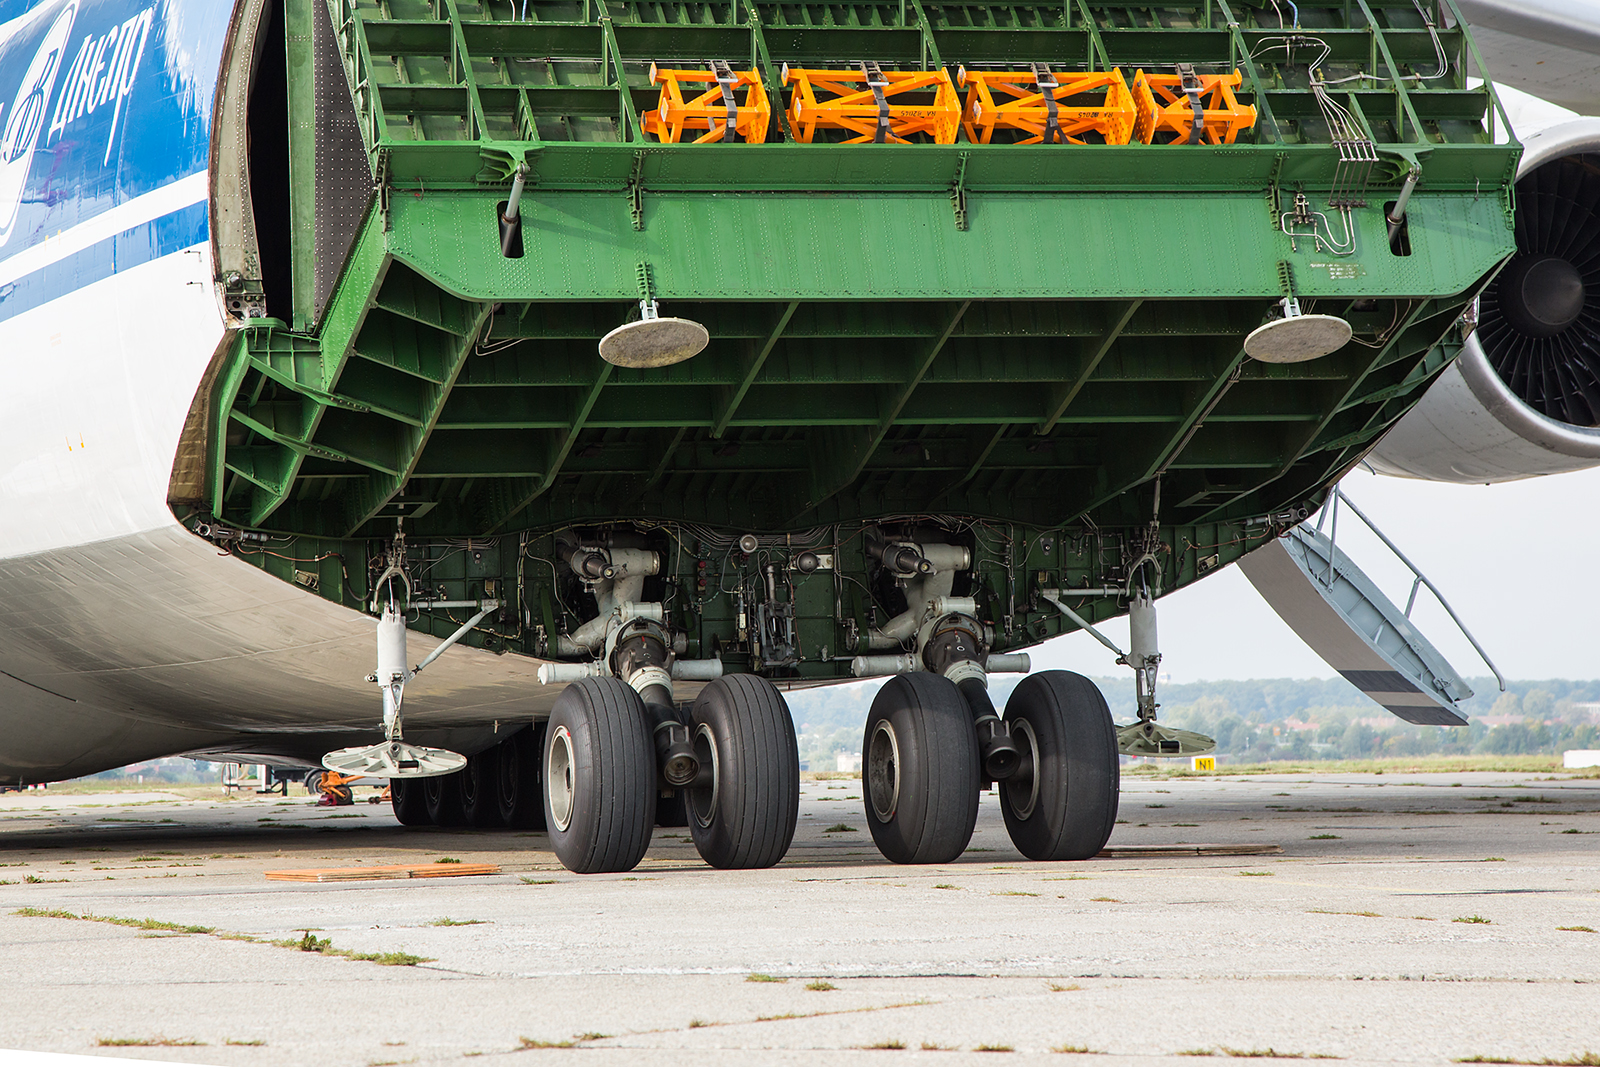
1369, 119, 1600, 482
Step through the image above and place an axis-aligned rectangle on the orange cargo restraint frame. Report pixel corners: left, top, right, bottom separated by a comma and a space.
959, 66, 1138, 145
782, 62, 961, 144
645, 61, 771, 144
1132, 66, 1257, 144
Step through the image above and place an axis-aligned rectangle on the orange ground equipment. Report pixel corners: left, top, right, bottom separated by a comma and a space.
959, 65, 1138, 145
314, 769, 357, 805
1131, 65, 1257, 144
782, 62, 961, 144
644, 61, 771, 144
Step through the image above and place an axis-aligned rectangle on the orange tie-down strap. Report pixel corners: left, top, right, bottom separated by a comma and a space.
782, 65, 962, 145
265, 863, 502, 882
958, 67, 1138, 145
1131, 67, 1258, 145
644, 63, 771, 144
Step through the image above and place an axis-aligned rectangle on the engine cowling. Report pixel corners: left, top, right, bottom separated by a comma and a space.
1369, 119, 1600, 482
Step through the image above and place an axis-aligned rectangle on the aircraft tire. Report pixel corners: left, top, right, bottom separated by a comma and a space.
391, 777, 430, 826
543, 678, 656, 873
496, 723, 546, 830
460, 748, 506, 827
861, 673, 980, 864
999, 670, 1120, 860
685, 676, 799, 869
424, 771, 469, 827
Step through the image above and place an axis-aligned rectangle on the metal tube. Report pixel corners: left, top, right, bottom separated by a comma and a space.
1386, 164, 1421, 241
1334, 487, 1505, 691
1038, 590, 1127, 658
537, 661, 604, 685
984, 654, 1031, 673
670, 658, 725, 681
412, 601, 500, 676
851, 653, 919, 678
500, 163, 527, 257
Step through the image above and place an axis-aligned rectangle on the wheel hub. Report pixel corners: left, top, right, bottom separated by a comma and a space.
547, 725, 577, 832
688, 723, 721, 829
866, 720, 901, 823
1003, 718, 1040, 820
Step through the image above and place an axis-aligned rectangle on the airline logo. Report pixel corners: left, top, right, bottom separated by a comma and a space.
0, 0, 157, 252
0, 2, 77, 246
48, 3, 152, 162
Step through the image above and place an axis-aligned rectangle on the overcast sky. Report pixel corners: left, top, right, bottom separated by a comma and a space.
1028, 466, 1600, 684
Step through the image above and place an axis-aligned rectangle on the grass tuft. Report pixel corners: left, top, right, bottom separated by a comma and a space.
435, 857, 462, 864
1053, 1045, 1100, 1054
934, 884, 959, 890
823, 823, 857, 833
1239, 871, 1274, 877
995, 891, 1039, 897
1177, 1050, 1218, 1056
861, 1039, 906, 1050
1453, 915, 1492, 924
226, 1039, 266, 1046
688, 1019, 710, 1029
14, 907, 212, 934
921, 1042, 956, 1051
746, 973, 787, 983
1557, 926, 1596, 933
98, 1037, 206, 1047
1048, 983, 1082, 992
291, 931, 332, 952
518, 1037, 574, 1049
574, 1032, 610, 1041
1308, 834, 1341, 840
520, 878, 558, 885
1218, 1049, 1339, 1059
1454, 1055, 1600, 1065
806, 980, 837, 991
349, 950, 431, 966
975, 1044, 1015, 1052
429, 918, 486, 927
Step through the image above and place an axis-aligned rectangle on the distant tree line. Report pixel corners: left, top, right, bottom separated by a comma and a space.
787, 675, 1600, 768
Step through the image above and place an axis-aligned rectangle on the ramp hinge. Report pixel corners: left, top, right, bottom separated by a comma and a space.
950, 151, 969, 231
627, 151, 645, 230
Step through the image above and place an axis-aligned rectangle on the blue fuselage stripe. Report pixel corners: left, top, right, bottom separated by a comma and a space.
0, 201, 209, 324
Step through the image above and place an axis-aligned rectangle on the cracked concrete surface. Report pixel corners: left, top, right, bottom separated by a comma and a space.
0, 771, 1596, 1066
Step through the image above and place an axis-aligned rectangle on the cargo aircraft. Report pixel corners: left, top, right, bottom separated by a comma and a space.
2, 0, 1597, 873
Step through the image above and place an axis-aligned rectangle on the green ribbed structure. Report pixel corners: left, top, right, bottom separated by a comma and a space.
196, 0, 1518, 674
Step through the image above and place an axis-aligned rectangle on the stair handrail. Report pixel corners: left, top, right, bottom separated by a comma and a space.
1329, 487, 1506, 693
